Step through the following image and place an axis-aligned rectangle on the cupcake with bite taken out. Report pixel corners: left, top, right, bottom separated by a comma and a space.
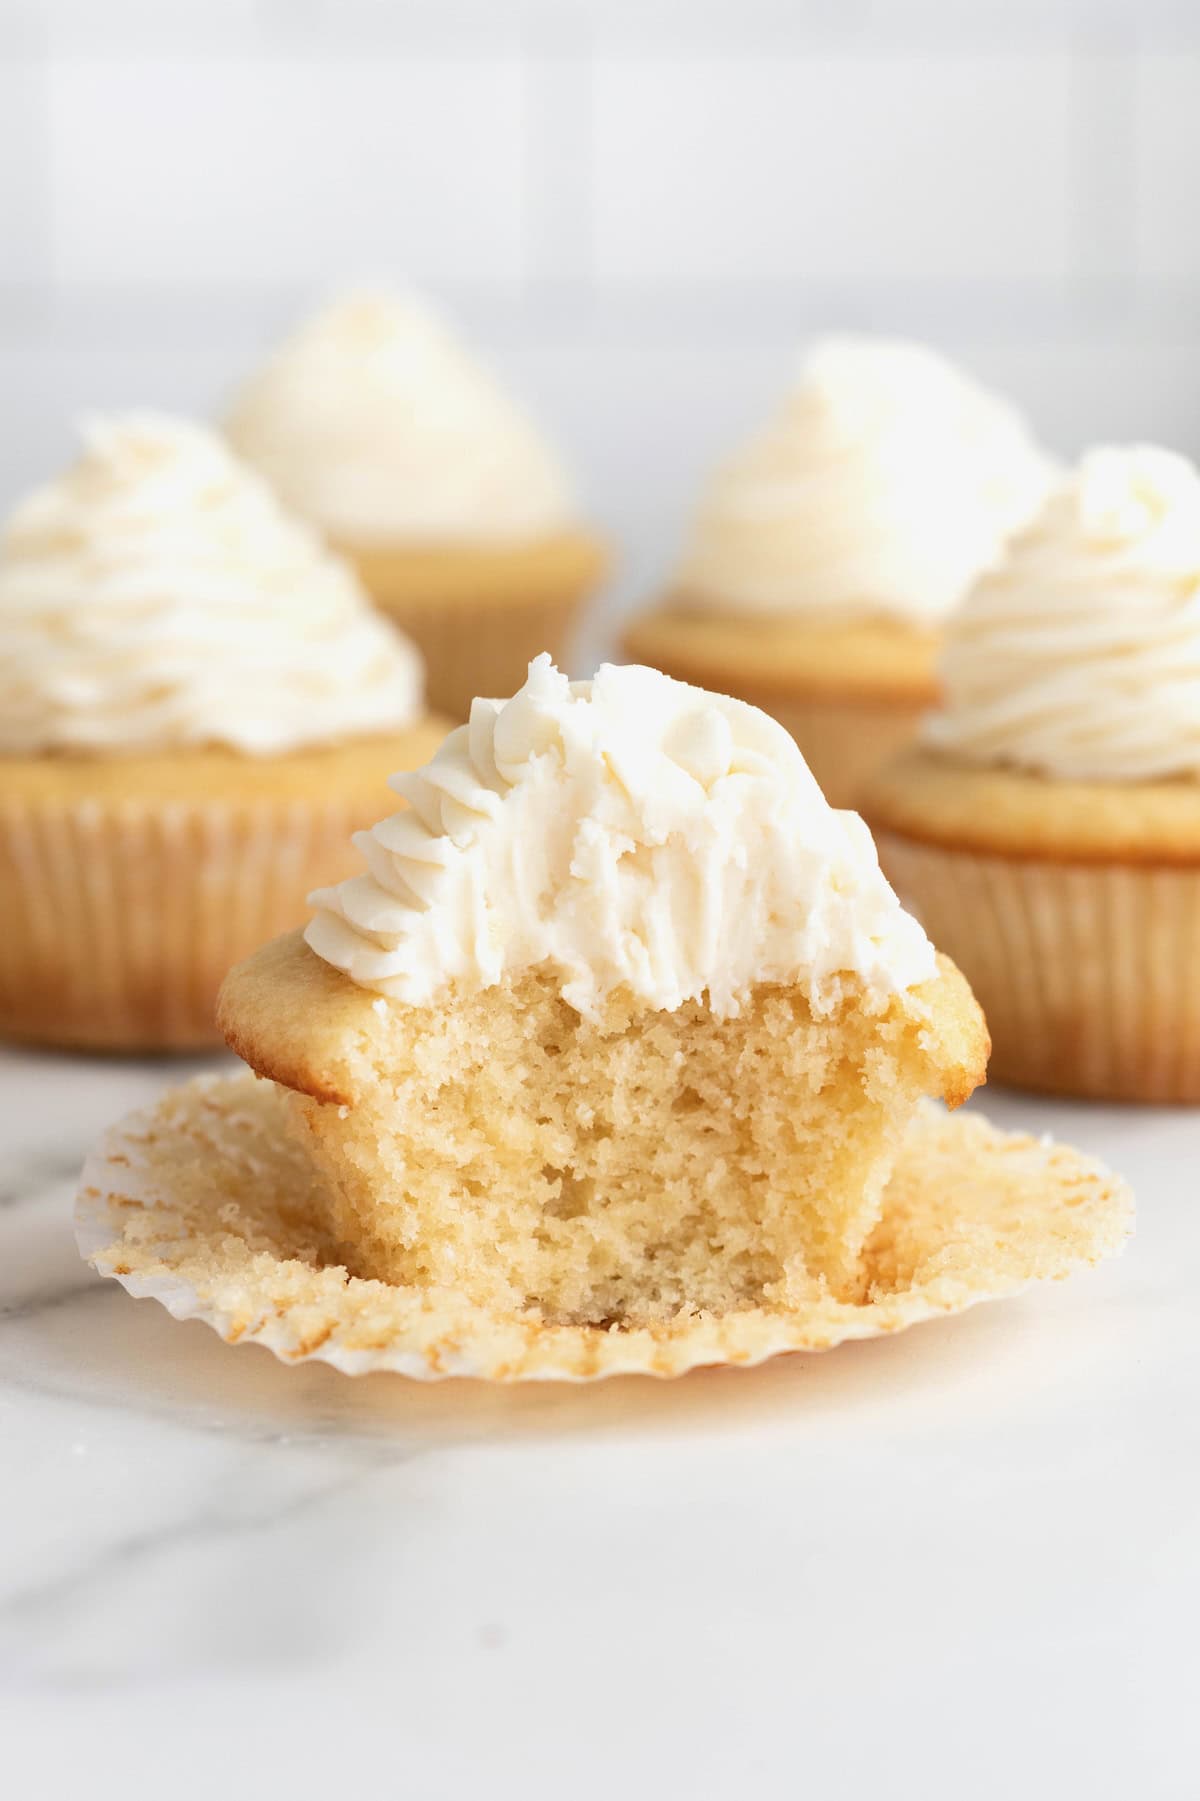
74, 657, 1133, 1384
216, 655, 990, 1345
226, 290, 608, 719
624, 337, 1056, 807
0, 413, 447, 1050
865, 444, 1200, 1102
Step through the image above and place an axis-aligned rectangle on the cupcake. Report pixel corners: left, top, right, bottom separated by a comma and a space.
0, 414, 447, 1051
226, 290, 608, 719
864, 444, 1200, 1102
223, 653, 988, 1309
76, 658, 1132, 1382
624, 337, 1056, 806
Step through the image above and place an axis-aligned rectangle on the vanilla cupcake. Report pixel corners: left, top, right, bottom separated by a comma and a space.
221, 658, 986, 1346
624, 337, 1055, 806
75, 660, 1135, 1383
226, 291, 607, 718
865, 444, 1200, 1102
0, 414, 447, 1050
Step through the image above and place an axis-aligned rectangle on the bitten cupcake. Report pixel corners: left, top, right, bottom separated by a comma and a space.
75, 659, 1133, 1382
624, 337, 1055, 806
0, 413, 447, 1051
864, 444, 1200, 1102
226, 290, 608, 718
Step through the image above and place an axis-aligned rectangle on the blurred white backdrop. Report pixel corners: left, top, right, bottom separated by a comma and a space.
2, 0, 1200, 663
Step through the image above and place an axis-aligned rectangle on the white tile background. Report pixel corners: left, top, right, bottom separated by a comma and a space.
3, 0, 1200, 665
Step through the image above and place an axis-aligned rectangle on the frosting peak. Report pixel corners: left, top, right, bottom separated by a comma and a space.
305, 656, 936, 1017
673, 335, 1056, 627
927, 445, 1200, 782
0, 413, 423, 756
226, 289, 577, 543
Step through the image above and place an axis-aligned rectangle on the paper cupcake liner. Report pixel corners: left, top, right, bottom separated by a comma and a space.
76, 1073, 1131, 1383
0, 795, 365, 1050
876, 833, 1200, 1101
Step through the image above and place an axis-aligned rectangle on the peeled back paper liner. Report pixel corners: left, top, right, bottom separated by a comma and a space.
75, 1073, 1132, 1383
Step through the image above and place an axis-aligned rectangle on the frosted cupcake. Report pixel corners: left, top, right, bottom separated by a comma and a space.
0, 414, 447, 1050
75, 659, 1134, 1382
865, 444, 1200, 1102
222, 659, 988, 1341
224, 654, 986, 1307
624, 337, 1055, 806
226, 290, 607, 718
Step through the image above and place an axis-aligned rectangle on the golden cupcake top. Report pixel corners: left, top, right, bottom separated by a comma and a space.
305, 654, 937, 1016
0, 413, 424, 757
927, 444, 1200, 781
672, 336, 1056, 628
226, 289, 578, 545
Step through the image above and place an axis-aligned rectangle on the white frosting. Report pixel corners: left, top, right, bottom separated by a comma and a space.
226, 290, 577, 544
305, 655, 936, 1018
0, 414, 424, 756
674, 337, 1057, 627
927, 445, 1200, 782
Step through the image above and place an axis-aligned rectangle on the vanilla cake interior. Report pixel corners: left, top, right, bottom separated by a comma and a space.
220, 933, 984, 1327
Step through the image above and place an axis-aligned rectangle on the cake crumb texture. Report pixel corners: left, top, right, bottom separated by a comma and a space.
220, 933, 987, 1315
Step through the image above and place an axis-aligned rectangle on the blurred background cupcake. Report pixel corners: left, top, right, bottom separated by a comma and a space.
0, 413, 446, 1050
226, 290, 609, 719
864, 444, 1200, 1102
624, 337, 1056, 806
4, 8, 1200, 1057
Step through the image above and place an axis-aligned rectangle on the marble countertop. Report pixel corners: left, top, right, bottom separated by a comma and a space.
1, 1046, 1197, 1800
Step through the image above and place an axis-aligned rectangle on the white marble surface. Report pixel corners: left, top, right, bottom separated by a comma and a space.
1, 1046, 1197, 1801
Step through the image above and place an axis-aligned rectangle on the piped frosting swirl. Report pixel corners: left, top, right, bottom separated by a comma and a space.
226, 289, 577, 544
305, 656, 936, 1017
927, 444, 1200, 781
0, 414, 423, 756
673, 336, 1056, 627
